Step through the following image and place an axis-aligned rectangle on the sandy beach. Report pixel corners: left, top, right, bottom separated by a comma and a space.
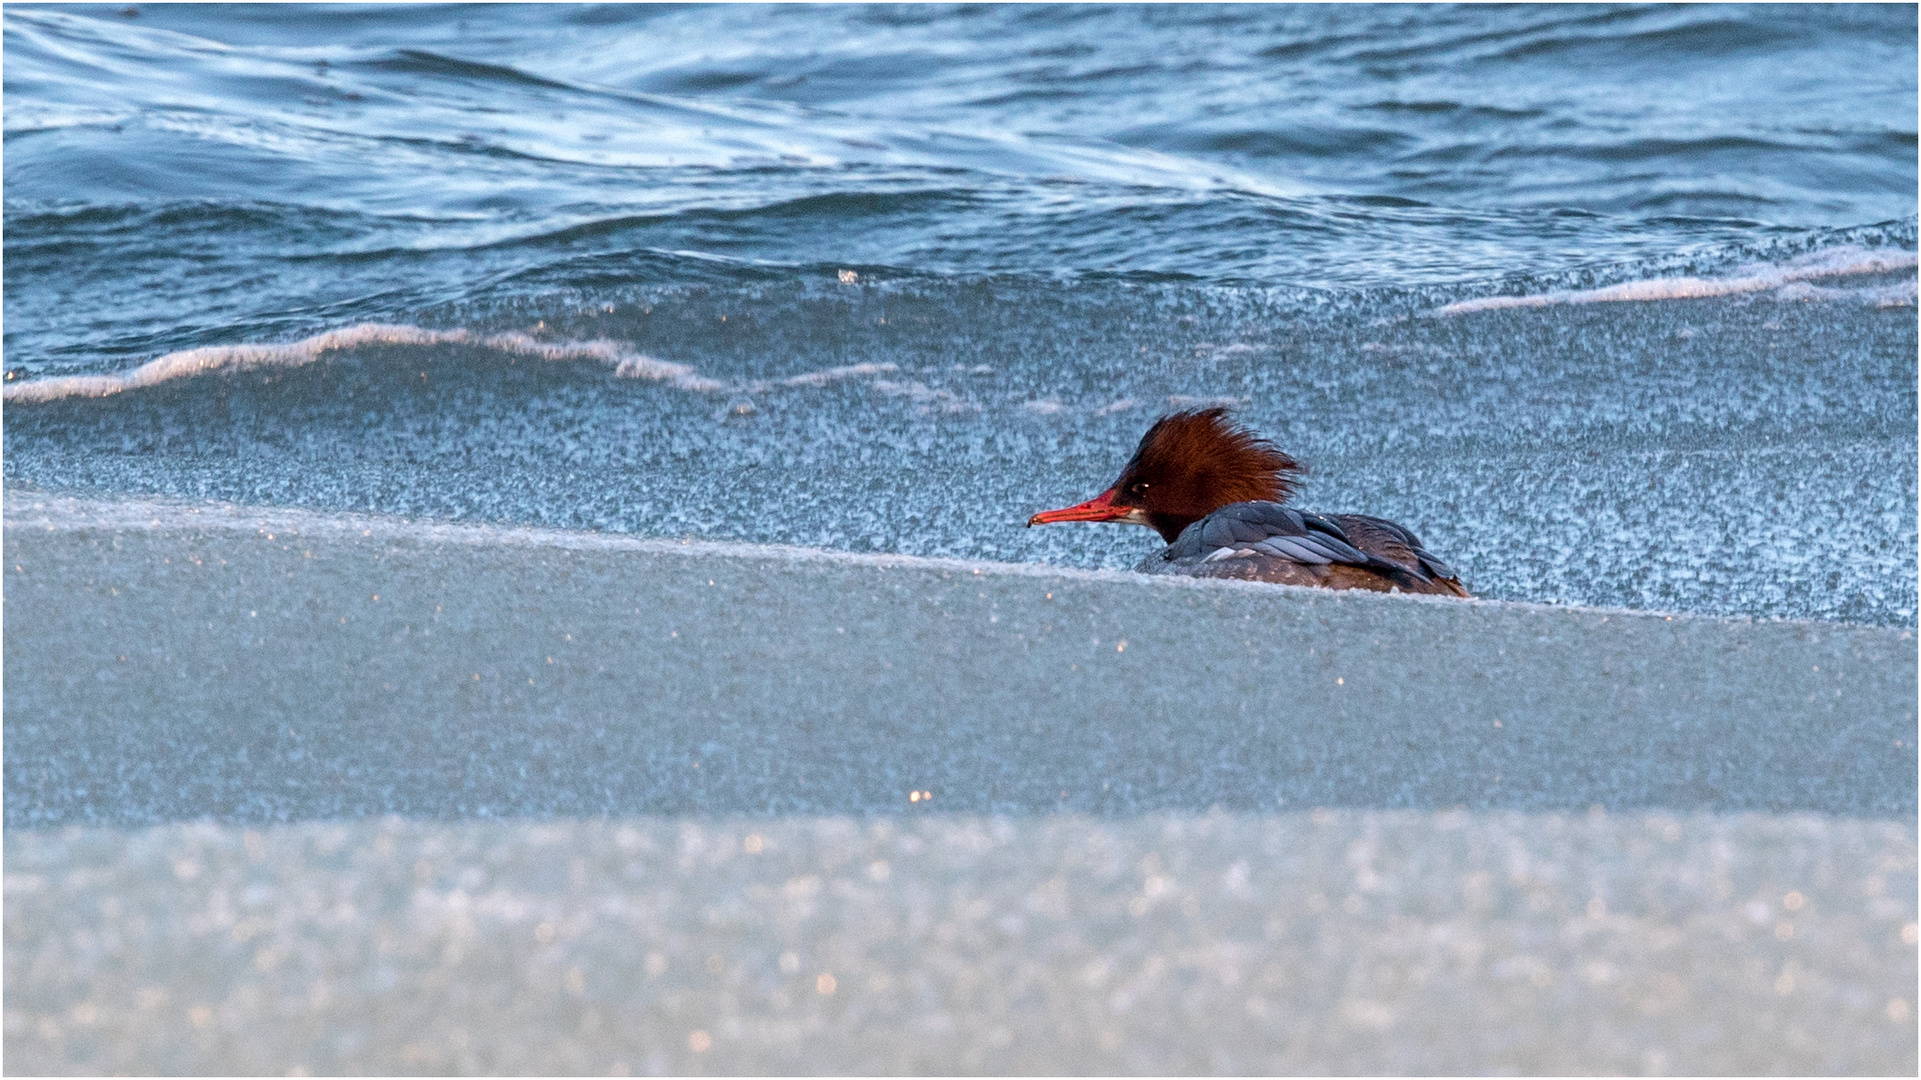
7, 813, 1915, 1075
5, 492, 1915, 1073
6, 492, 1914, 823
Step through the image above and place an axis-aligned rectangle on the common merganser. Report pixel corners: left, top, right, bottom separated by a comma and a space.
1027, 408, 1469, 597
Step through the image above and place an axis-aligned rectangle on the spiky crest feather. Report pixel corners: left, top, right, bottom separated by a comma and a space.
1113, 408, 1304, 541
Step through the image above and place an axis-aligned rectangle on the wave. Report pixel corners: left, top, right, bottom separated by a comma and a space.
0, 322, 929, 405
0, 324, 722, 403
1436, 246, 1919, 315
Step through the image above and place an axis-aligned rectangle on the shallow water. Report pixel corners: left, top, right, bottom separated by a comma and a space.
5, 3, 1917, 623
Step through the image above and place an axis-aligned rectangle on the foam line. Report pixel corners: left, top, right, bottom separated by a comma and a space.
1, 324, 947, 404
1018, 395, 1227, 418
1437, 247, 1919, 315
772, 362, 900, 388
0, 322, 727, 403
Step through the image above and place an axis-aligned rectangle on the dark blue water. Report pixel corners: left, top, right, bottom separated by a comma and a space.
5, 3, 1917, 624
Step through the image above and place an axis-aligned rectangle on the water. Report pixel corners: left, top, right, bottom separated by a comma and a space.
6, 3, 1917, 624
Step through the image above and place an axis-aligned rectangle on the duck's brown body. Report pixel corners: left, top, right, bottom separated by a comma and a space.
1028, 409, 1470, 598
1134, 505, 1470, 596
1145, 555, 1462, 594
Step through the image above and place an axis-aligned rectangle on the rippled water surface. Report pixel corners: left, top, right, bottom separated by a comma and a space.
5, 3, 1916, 623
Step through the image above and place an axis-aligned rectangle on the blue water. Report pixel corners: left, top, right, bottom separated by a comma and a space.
5, 3, 1917, 624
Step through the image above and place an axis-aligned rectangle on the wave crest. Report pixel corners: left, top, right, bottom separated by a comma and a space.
1, 323, 729, 403
1438, 247, 1918, 315
0, 323, 948, 405
1444, 249, 1921, 317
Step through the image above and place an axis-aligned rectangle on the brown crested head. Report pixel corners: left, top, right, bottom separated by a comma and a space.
1026, 407, 1304, 543
1110, 408, 1302, 540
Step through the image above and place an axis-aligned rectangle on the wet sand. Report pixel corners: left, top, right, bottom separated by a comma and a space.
5, 492, 1913, 823
6, 813, 1916, 1075
4, 492, 1915, 1073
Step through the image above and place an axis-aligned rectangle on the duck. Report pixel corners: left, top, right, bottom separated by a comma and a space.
1026, 407, 1469, 596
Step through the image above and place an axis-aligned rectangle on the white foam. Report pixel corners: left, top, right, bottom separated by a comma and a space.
1015, 395, 1222, 418
869, 378, 977, 414
1, 323, 726, 402
1164, 394, 1251, 409
773, 362, 899, 388
1769, 278, 1920, 308
0, 324, 941, 404
1437, 246, 1919, 315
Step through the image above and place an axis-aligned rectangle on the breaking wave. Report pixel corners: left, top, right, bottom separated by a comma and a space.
0, 323, 920, 404
1437, 247, 1918, 315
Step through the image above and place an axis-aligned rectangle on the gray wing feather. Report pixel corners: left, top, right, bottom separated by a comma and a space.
1169, 502, 1379, 568
1252, 534, 1351, 564
1251, 536, 1328, 563
1149, 502, 1465, 590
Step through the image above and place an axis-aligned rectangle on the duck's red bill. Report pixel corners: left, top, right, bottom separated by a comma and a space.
1026, 488, 1129, 526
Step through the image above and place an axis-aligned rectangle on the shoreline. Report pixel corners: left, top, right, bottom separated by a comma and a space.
6, 491, 1913, 825
6, 487, 1902, 631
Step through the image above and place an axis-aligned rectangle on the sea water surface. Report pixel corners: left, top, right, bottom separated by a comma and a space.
5, 2, 1917, 624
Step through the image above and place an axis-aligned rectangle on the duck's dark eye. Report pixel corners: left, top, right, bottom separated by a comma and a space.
1128, 482, 1150, 497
